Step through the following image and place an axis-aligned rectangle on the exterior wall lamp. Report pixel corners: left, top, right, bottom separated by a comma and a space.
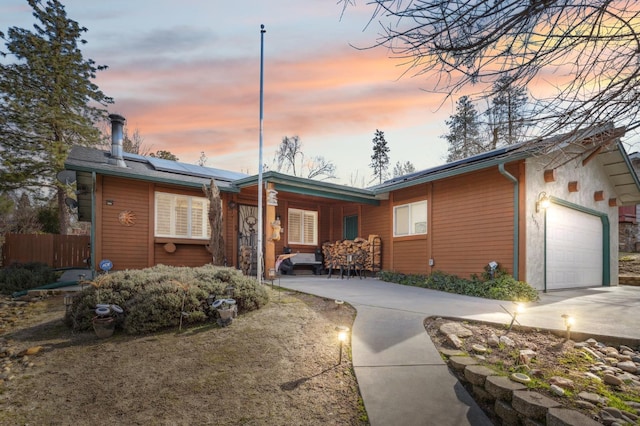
536, 192, 551, 213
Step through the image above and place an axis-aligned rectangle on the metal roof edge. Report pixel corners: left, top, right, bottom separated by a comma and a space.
65, 163, 241, 193
234, 171, 377, 198
372, 151, 531, 194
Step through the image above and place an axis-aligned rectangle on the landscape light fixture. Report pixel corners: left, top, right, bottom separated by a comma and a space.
501, 303, 524, 334
336, 326, 350, 364
561, 314, 575, 340
536, 192, 551, 213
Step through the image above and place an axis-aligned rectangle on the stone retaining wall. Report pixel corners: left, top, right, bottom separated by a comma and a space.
448, 355, 602, 425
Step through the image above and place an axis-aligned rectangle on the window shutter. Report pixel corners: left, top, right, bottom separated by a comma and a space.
303, 212, 317, 245
191, 199, 205, 238
174, 197, 189, 237
155, 193, 172, 236
288, 210, 302, 244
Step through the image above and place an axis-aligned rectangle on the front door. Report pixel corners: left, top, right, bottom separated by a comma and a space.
344, 215, 358, 240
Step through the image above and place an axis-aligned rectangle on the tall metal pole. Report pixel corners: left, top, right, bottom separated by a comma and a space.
256, 24, 266, 284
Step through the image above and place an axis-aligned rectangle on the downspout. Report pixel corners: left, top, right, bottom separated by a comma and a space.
91, 171, 96, 277
498, 164, 519, 280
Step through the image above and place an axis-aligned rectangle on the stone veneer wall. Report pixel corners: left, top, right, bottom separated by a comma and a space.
619, 222, 639, 252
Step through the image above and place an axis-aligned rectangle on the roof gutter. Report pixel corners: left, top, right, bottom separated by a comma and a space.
498, 163, 519, 280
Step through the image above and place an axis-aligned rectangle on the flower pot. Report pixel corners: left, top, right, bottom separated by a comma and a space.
92, 316, 115, 338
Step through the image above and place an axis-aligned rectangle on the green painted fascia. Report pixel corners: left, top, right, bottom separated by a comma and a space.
544, 196, 611, 290
616, 140, 640, 191
274, 183, 380, 205
235, 171, 379, 204
66, 164, 240, 193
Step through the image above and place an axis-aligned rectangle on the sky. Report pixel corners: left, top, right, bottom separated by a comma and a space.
1, 0, 457, 185
2, 1, 638, 186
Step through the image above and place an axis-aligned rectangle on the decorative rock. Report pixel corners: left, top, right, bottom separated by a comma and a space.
546, 407, 602, 426
575, 400, 597, 411
583, 372, 602, 382
582, 347, 603, 361
487, 333, 500, 347
549, 376, 575, 390
616, 361, 638, 373
446, 334, 464, 349
439, 322, 473, 338
620, 345, 634, 353
471, 344, 487, 354
578, 391, 607, 405
464, 365, 495, 386
603, 374, 623, 386
520, 349, 537, 358
499, 335, 516, 347
550, 384, 565, 396
512, 390, 561, 419
448, 356, 478, 372
586, 338, 598, 347
485, 375, 526, 401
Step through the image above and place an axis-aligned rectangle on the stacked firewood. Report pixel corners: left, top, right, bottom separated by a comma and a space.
239, 245, 253, 275
322, 235, 381, 272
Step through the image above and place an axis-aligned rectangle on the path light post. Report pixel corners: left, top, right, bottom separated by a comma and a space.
336, 326, 350, 364
561, 314, 574, 340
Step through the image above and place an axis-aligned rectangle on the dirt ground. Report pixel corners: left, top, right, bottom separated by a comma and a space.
0, 287, 367, 425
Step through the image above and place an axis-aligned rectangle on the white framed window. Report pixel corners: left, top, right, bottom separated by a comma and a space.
394, 200, 427, 237
288, 208, 318, 245
155, 192, 211, 239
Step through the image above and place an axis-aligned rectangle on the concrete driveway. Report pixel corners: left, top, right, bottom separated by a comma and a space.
276, 275, 640, 426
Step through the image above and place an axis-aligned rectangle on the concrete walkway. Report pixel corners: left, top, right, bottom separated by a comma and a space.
275, 275, 640, 426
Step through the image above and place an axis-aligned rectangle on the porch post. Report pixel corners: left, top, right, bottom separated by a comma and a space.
265, 182, 276, 279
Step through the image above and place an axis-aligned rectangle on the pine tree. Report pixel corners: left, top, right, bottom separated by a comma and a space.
370, 129, 390, 184
443, 96, 485, 162
487, 76, 528, 149
0, 0, 112, 234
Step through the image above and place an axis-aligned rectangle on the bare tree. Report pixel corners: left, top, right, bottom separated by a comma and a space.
275, 136, 303, 176
273, 136, 337, 180
341, 1, 640, 144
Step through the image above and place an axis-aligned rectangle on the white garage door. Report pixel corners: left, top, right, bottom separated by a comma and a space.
546, 204, 603, 290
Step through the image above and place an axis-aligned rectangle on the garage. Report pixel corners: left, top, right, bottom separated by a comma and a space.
546, 204, 604, 290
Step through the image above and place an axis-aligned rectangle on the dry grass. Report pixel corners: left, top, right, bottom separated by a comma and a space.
0, 288, 368, 425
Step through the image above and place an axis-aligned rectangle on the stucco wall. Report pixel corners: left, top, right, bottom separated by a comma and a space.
525, 155, 619, 291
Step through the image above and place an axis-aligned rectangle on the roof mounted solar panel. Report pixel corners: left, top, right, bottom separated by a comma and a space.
145, 157, 247, 181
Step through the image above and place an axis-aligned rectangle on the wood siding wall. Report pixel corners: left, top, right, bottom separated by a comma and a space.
97, 177, 221, 271
101, 177, 150, 270
431, 166, 517, 277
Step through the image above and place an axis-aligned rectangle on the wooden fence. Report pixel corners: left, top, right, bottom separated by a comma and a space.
2, 233, 90, 269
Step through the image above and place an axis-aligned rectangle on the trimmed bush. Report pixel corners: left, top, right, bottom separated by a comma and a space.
0, 262, 58, 295
378, 267, 539, 302
65, 265, 269, 334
